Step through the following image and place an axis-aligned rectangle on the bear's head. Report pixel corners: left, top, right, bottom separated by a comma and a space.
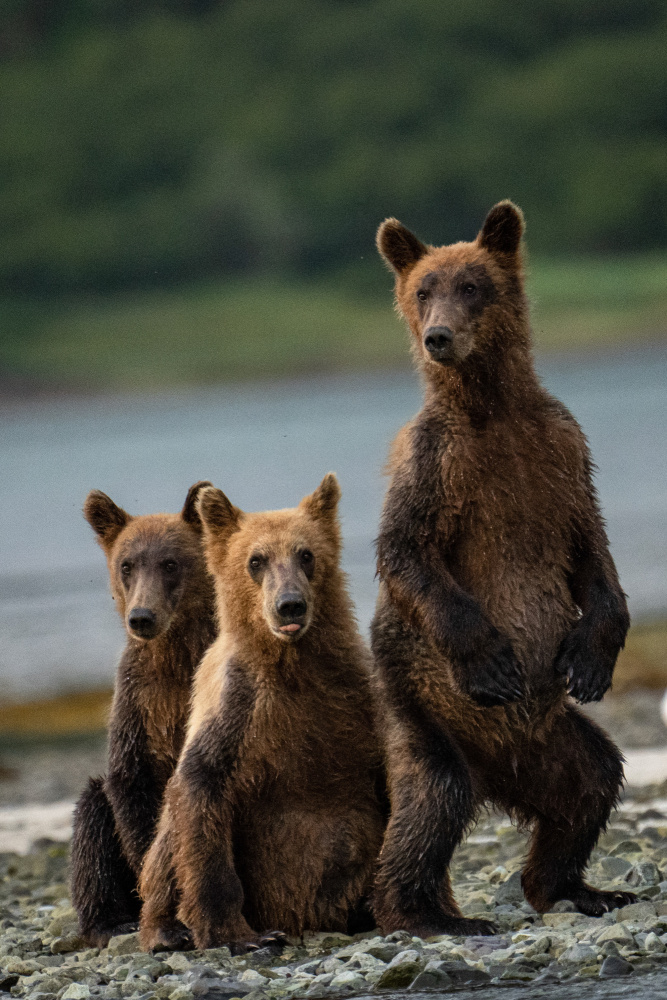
83, 481, 213, 641
377, 201, 528, 374
196, 474, 342, 645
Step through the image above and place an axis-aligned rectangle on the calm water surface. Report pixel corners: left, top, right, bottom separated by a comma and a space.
1, 346, 665, 698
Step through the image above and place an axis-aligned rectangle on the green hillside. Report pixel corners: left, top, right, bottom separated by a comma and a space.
1, 0, 667, 296
3, 253, 666, 390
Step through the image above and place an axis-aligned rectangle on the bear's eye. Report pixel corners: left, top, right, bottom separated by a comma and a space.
463, 283, 477, 296
120, 561, 132, 576
417, 290, 427, 302
163, 560, 177, 574
248, 555, 263, 573
299, 549, 315, 573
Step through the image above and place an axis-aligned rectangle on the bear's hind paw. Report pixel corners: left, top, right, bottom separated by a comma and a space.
570, 887, 638, 917
257, 930, 289, 952
144, 922, 194, 952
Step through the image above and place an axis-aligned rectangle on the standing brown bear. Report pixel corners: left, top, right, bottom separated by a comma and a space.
139, 475, 386, 953
370, 201, 635, 937
70, 483, 217, 947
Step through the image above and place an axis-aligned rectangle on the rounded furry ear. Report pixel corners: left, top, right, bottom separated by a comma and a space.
376, 218, 428, 274
83, 490, 130, 547
181, 480, 213, 530
196, 486, 243, 540
478, 200, 525, 257
300, 473, 341, 520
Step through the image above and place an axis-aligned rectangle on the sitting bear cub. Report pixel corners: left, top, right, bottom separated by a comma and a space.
70, 483, 216, 947
139, 474, 386, 952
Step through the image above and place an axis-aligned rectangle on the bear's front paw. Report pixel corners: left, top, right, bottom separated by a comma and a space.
459, 638, 524, 707
555, 625, 614, 704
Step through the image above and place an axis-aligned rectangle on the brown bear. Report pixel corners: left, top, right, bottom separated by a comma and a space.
370, 201, 635, 937
139, 474, 386, 953
70, 483, 217, 947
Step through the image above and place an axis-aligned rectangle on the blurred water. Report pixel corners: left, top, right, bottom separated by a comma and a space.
0, 346, 665, 699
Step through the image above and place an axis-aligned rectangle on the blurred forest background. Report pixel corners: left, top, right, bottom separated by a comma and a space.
2, 0, 667, 389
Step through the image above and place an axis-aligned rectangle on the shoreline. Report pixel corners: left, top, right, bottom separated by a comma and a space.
2, 336, 667, 406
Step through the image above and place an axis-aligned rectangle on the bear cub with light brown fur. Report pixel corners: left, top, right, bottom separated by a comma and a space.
139, 474, 386, 953
70, 483, 216, 947
370, 201, 634, 938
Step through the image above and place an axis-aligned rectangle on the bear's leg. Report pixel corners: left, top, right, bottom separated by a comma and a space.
371, 605, 494, 937
70, 777, 140, 948
514, 706, 637, 915
139, 809, 192, 952
373, 739, 494, 937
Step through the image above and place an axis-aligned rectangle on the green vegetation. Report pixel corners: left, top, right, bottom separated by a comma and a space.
528, 252, 667, 350
1, 1, 666, 387
3, 254, 666, 390
1, 0, 667, 298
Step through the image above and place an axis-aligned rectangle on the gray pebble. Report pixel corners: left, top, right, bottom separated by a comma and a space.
599, 955, 634, 978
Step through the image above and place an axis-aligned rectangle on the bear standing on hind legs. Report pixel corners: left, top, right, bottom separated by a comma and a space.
70, 482, 217, 947
370, 201, 635, 937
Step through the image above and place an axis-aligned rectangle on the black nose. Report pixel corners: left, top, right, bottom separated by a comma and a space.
276, 594, 307, 620
128, 607, 157, 635
424, 326, 454, 354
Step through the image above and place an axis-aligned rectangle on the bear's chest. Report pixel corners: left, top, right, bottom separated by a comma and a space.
440, 422, 576, 558
438, 425, 581, 668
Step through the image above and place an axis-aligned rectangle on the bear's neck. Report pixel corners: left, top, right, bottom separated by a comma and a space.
421, 325, 542, 426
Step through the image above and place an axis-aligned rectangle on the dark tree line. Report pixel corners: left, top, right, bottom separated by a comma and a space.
1, 0, 666, 294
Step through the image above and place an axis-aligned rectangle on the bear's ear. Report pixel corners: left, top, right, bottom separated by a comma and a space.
376, 218, 428, 274
83, 490, 131, 547
196, 486, 243, 544
181, 480, 214, 531
300, 472, 341, 521
478, 200, 524, 257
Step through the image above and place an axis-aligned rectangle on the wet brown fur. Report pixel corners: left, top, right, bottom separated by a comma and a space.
139, 475, 386, 952
70, 484, 217, 947
370, 202, 634, 936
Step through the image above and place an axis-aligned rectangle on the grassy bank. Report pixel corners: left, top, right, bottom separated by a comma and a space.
0, 621, 664, 739
2, 254, 667, 391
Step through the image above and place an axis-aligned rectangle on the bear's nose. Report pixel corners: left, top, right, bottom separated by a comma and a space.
128, 607, 158, 637
424, 326, 454, 354
276, 594, 308, 620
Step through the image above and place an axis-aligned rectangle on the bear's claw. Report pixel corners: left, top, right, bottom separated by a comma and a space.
568, 887, 638, 917
555, 625, 615, 704
148, 923, 194, 952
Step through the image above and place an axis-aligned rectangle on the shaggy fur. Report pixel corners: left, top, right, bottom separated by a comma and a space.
139, 475, 386, 953
370, 201, 634, 937
70, 483, 217, 947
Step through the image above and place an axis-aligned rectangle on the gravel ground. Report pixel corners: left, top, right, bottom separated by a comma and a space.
2, 797, 667, 998
1, 693, 667, 996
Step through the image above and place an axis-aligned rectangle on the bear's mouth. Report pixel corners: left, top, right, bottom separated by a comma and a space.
279, 623, 301, 633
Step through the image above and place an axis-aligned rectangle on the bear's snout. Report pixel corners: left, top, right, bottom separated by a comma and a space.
274, 592, 308, 636
275, 593, 307, 620
424, 326, 454, 363
127, 606, 159, 639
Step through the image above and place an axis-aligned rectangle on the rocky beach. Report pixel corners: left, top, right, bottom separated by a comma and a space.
2, 782, 667, 998
0, 686, 665, 997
